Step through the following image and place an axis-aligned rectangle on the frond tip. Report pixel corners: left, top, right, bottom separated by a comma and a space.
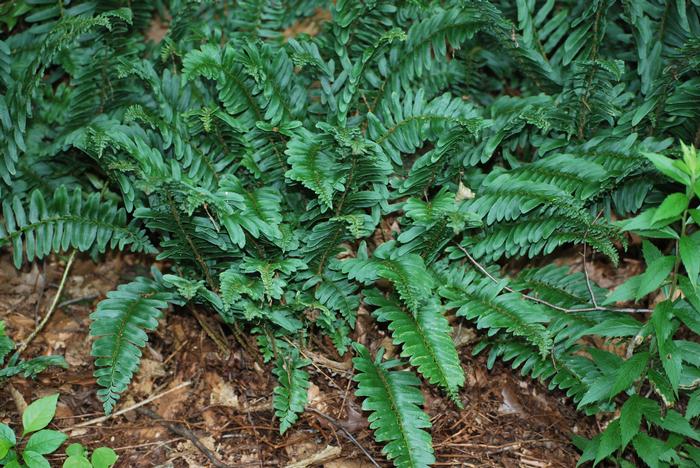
90, 277, 177, 414
273, 349, 310, 434
352, 343, 435, 468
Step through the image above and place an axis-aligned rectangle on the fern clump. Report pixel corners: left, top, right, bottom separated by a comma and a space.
1, 1, 700, 466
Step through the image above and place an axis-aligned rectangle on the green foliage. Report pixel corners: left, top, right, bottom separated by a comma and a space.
2, 0, 700, 466
0, 321, 66, 383
272, 348, 311, 434
0, 394, 67, 468
89, 276, 179, 414
352, 343, 435, 468
0, 394, 117, 468
63, 443, 118, 468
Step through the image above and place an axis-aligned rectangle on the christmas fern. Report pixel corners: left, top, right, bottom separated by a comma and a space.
2, 1, 700, 466
352, 343, 435, 468
272, 349, 310, 434
90, 277, 179, 414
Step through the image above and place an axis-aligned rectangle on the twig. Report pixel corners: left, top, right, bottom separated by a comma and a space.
452, 243, 652, 314
69, 381, 192, 429
307, 407, 381, 468
137, 407, 230, 468
581, 210, 604, 308
56, 293, 99, 309
17, 250, 77, 356
189, 304, 231, 359
582, 242, 599, 308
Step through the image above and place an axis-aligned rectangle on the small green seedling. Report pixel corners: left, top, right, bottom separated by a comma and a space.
63, 443, 118, 468
0, 395, 117, 468
0, 394, 66, 468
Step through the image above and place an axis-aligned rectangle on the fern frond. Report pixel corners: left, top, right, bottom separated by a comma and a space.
439, 267, 553, 357
352, 343, 435, 468
285, 129, 347, 212
0, 186, 155, 268
90, 277, 178, 414
273, 348, 310, 434
367, 89, 485, 165
366, 289, 464, 405
343, 241, 434, 313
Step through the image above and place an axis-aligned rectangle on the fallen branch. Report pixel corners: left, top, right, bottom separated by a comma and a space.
137, 407, 230, 468
17, 250, 77, 356
69, 381, 192, 429
453, 243, 652, 314
307, 408, 380, 468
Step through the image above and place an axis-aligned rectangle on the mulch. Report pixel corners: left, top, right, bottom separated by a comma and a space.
0, 253, 597, 467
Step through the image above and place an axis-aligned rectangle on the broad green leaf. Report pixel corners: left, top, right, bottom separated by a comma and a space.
0, 423, 15, 446
22, 394, 59, 435
636, 256, 674, 300
659, 410, 700, 441
642, 240, 663, 264
680, 234, 700, 286
25, 429, 67, 454
594, 419, 620, 466
672, 300, 700, 335
587, 316, 643, 337
63, 456, 92, 468
620, 396, 653, 448
610, 352, 650, 398
603, 276, 641, 305
0, 439, 12, 460
687, 389, 700, 420
643, 152, 691, 185
650, 193, 688, 225
65, 443, 86, 457
689, 208, 700, 226
632, 433, 672, 468
91, 447, 118, 468
22, 450, 50, 468
575, 434, 599, 467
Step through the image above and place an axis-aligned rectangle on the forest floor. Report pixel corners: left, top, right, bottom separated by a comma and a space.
0, 252, 617, 467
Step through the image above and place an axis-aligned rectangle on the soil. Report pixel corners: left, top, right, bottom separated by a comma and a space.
0, 253, 598, 467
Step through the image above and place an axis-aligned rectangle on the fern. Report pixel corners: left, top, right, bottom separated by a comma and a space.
0, 187, 155, 268
365, 289, 464, 404
90, 277, 179, 414
352, 343, 435, 468
272, 349, 310, 434
3, 1, 700, 465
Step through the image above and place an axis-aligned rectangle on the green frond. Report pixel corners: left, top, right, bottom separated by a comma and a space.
90, 277, 179, 414
273, 348, 310, 434
285, 129, 347, 212
366, 290, 464, 405
439, 267, 553, 357
0, 186, 155, 268
352, 343, 435, 468
343, 241, 434, 313
367, 89, 485, 165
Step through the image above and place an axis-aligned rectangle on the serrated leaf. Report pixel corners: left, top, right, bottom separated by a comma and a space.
643, 152, 690, 185
651, 193, 688, 225
610, 352, 649, 398
687, 390, 700, 420
594, 419, 621, 465
636, 256, 674, 300
680, 234, 700, 286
